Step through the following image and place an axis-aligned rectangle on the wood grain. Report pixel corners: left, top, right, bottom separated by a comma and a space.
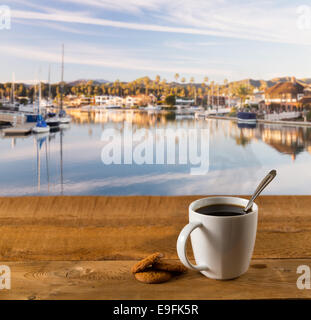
0, 196, 310, 300
0, 259, 310, 300
0, 196, 311, 261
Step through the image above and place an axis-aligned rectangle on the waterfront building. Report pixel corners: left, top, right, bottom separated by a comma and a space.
264, 77, 305, 111
247, 89, 265, 107
175, 98, 195, 106
65, 95, 94, 107
125, 96, 139, 107
95, 95, 123, 106
125, 94, 155, 107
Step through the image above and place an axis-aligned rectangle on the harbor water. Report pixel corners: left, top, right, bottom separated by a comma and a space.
1, 110, 311, 196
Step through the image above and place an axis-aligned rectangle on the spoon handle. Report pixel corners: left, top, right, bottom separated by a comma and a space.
244, 170, 277, 212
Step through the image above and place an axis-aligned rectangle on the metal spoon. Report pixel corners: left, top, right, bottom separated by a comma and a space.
244, 170, 277, 212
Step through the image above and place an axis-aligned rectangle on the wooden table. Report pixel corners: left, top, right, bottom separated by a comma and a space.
0, 195, 310, 300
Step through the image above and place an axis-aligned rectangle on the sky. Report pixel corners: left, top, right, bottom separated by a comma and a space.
1, 0, 311, 83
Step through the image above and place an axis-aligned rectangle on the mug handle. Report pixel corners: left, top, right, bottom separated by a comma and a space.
177, 222, 209, 271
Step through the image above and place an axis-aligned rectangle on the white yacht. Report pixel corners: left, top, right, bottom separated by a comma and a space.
144, 104, 161, 111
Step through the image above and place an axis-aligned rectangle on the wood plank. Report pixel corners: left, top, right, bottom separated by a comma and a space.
0, 259, 310, 300
2, 123, 33, 135
0, 196, 311, 260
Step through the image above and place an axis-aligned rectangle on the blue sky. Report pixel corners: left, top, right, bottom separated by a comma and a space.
1, 0, 311, 83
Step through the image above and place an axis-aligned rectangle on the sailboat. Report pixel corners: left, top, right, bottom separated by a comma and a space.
45, 62, 61, 127
7, 72, 20, 109
33, 81, 50, 133
58, 44, 71, 125
47, 64, 54, 109
33, 114, 50, 133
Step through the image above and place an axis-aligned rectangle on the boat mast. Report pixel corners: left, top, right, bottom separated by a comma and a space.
38, 140, 41, 192
39, 79, 41, 114
60, 129, 64, 195
48, 64, 51, 106
33, 85, 36, 113
217, 86, 220, 108
11, 72, 15, 105
36, 137, 41, 193
60, 44, 64, 111
37, 68, 41, 115
60, 44, 65, 195
45, 139, 50, 193
228, 83, 231, 109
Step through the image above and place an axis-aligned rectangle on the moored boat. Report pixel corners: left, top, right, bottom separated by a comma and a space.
45, 112, 60, 127
144, 104, 161, 111
237, 112, 257, 123
106, 105, 121, 109
32, 115, 50, 133
58, 109, 71, 124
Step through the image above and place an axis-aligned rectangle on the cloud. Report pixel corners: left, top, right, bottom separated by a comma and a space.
164, 40, 233, 50
14, 19, 101, 36
1, 161, 310, 196
1, 43, 232, 77
5, 1, 311, 82
11, 9, 250, 39
11, 1, 310, 45
57, 0, 166, 14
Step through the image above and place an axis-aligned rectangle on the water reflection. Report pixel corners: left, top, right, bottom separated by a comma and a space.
0, 125, 68, 196
70, 109, 181, 127
70, 110, 311, 160
1, 110, 311, 195
235, 122, 308, 160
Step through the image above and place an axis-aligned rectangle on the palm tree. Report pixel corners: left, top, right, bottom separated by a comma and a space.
144, 78, 150, 96
132, 80, 137, 95
155, 75, 161, 96
224, 79, 230, 107
233, 84, 251, 108
210, 81, 215, 106
215, 84, 220, 107
223, 79, 228, 92
174, 73, 180, 83
223, 79, 230, 105
203, 77, 209, 106
190, 77, 196, 103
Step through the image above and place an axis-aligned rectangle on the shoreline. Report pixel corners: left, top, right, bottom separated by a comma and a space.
66, 108, 311, 127
207, 115, 311, 127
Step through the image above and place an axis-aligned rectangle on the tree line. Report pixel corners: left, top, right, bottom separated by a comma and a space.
0, 74, 256, 104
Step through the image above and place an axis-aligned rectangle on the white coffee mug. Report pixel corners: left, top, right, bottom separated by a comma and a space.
177, 196, 258, 280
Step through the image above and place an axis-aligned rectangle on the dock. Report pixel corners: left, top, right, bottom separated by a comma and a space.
207, 115, 311, 127
2, 123, 34, 135
0, 111, 25, 125
0, 195, 310, 300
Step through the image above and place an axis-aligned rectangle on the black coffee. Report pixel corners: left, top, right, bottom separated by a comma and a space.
195, 204, 246, 216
